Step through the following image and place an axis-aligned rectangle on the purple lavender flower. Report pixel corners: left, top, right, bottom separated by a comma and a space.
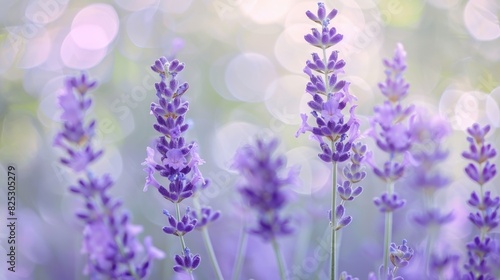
368, 44, 414, 182
339, 271, 359, 280
462, 123, 499, 278
162, 208, 197, 236
389, 239, 414, 268
296, 2, 360, 162
373, 193, 406, 212
368, 43, 414, 276
142, 56, 221, 276
412, 209, 454, 227
233, 137, 297, 241
190, 206, 221, 229
297, 4, 365, 280
173, 248, 201, 273
463, 124, 497, 186
54, 73, 164, 279
429, 253, 460, 276
405, 109, 456, 276
233, 137, 297, 280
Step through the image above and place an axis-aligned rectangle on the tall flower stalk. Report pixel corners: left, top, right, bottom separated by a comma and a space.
232, 137, 298, 280
461, 123, 499, 279
142, 57, 222, 279
408, 109, 456, 277
296, 3, 361, 279
54, 73, 164, 279
367, 43, 414, 278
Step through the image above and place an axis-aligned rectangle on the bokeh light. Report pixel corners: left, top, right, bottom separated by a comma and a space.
464, 0, 500, 41
225, 52, 276, 102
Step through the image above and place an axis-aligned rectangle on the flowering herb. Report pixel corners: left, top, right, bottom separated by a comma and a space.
233, 137, 298, 279
407, 109, 458, 277
462, 123, 499, 279
367, 43, 414, 278
296, 2, 362, 279
54, 73, 164, 279
142, 56, 223, 279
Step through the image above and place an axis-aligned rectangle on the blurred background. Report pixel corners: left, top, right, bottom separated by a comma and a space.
0, 0, 499, 279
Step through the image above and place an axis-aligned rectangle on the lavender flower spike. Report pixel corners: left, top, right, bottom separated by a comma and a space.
462, 123, 500, 278
368, 43, 414, 277
142, 56, 222, 278
54, 73, 164, 279
233, 137, 298, 279
298, 3, 363, 280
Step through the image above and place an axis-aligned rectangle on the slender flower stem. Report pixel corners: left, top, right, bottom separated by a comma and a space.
424, 228, 436, 277
322, 46, 330, 95
175, 203, 188, 251
192, 196, 224, 280
271, 237, 286, 280
478, 183, 486, 241
330, 160, 338, 280
175, 203, 194, 279
232, 226, 248, 280
383, 181, 395, 275
201, 228, 224, 280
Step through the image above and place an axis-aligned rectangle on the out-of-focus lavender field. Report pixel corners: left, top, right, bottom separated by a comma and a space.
0, 0, 499, 279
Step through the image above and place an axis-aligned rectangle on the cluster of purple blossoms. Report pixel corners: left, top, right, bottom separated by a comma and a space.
462, 124, 499, 279
368, 43, 414, 212
142, 57, 220, 275
232, 138, 297, 241
54, 73, 164, 279
296, 2, 360, 162
367, 43, 415, 278
332, 142, 367, 230
297, 3, 365, 279
407, 109, 458, 276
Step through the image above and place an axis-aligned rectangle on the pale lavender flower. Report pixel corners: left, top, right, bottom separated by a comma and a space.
232, 138, 297, 241
54, 73, 164, 279
369, 43, 414, 278
368, 43, 414, 182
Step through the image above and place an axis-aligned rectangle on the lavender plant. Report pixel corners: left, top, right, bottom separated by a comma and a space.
141, 57, 223, 279
462, 123, 499, 279
232, 137, 297, 280
296, 3, 362, 279
407, 109, 458, 277
367, 43, 414, 278
54, 73, 164, 279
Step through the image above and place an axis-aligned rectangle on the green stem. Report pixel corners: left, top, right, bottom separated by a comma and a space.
175, 203, 194, 279
479, 184, 487, 241
330, 161, 338, 280
192, 197, 224, 280
271, 237, 286, 280
201, 227, 224, 280
232, 227, 248, 280
175, 203, 188, 251
383, 181, 395, 276
424, 229, 435, 277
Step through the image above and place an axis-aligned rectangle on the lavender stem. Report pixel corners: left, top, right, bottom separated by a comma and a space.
175, 202, 194, 279
231, 225, 248, 280
383, 181, 395, 275
176, 203, 188, 251
202, 226, 223, 279
192, 196, 224, 280
271, 237, 286, 280
330, 160, 338, 280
